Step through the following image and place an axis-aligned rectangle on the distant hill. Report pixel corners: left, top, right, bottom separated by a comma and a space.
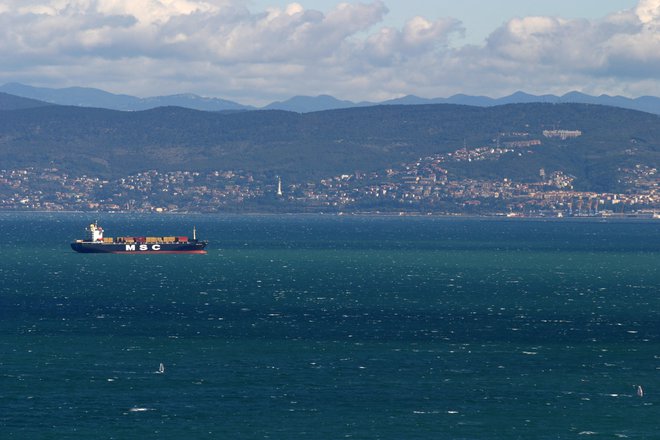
0, 92, 54, 110
379, 91, 660, 116
264, 95, 358, 113
5, 82, 660, 115
0, 97, 658, 192
0, 83, 253, 112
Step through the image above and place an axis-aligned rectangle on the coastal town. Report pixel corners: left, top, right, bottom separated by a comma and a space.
1, 138, 657, 217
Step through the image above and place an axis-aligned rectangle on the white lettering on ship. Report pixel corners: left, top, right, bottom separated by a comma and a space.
124, 244, 162, 251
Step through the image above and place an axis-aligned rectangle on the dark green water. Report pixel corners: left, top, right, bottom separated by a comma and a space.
1, 213, 659, 439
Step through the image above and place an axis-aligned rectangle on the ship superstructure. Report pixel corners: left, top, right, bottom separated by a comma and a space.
71, 222, 207, 254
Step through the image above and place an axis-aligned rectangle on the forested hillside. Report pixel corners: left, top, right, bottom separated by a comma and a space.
1, 97, 658, 191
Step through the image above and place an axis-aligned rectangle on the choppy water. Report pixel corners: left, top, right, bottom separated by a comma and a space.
1, 213, 659, 439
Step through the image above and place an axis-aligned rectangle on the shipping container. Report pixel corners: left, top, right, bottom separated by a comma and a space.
177, 236, 188, 242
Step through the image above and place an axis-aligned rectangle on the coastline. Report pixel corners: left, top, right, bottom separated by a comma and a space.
0, 209, 657, 222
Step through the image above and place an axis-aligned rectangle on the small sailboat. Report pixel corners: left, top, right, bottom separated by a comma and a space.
157, 362, 165, 374
636, 385, 644, 397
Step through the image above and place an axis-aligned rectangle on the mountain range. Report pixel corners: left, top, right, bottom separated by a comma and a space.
1, 90, 658, 192
0, 83, 252, 112
4, 82, 660, 115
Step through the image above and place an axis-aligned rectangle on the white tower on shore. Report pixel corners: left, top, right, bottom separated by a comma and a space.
277, 176, 283, 197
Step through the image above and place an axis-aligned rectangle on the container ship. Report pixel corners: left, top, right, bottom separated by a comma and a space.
71, 222, 208, 254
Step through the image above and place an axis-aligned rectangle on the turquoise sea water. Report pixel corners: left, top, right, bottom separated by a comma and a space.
1, 213, 659, 439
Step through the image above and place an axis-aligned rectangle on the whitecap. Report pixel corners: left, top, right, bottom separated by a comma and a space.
129, 407, 152, 412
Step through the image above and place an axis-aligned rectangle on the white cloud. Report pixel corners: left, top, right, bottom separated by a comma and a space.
95, 0, 219, 24
636, 0, 660, 24
1, 0, 660, 103
9, 0, 222, 23
477, 1, 660, 85
362, 15, 462, 64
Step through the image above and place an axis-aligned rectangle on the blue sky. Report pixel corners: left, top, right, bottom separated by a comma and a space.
0, 0, 657, 104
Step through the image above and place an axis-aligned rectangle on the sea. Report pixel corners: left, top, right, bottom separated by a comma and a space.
0, 212, 658, 439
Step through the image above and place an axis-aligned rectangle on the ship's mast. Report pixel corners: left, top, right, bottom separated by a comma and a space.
193, 225, 197, 241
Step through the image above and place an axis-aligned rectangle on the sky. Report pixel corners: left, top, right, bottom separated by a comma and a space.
2, 0, 659, 105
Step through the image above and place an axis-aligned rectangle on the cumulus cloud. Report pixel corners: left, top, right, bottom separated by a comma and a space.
362, 16, 462, 64
636, 0, 660, 24
0, 0, 660, 102
478, 0, 660, 87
